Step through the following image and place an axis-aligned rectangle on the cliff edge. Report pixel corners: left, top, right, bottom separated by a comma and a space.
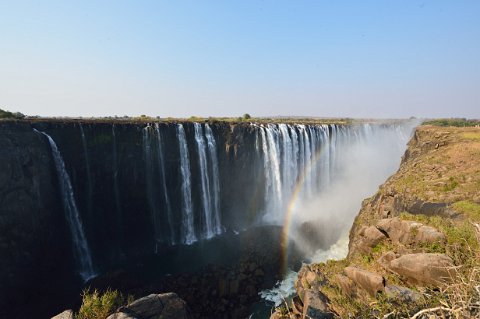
273, 125, 480, 318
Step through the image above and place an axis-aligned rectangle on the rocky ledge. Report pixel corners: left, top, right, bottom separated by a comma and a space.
272, 125, 480, 318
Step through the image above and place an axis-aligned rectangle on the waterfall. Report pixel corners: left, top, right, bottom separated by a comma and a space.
205, 124, 222, 236
177, 124, 196, 245
34, 129, 95, 281
194, 123, 214, 238
154, 124, 175, 244
79, 124, 93, 219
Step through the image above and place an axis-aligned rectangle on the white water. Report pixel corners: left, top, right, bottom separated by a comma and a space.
177, 124, 197, 244
205, 124, 222, 236
34, 129, 95, 281
194, 123, 214, 238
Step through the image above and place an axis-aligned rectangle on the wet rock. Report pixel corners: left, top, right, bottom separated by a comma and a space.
51, 310, 74, 319
107, 293, 191, 319
344, 267, 385, 296
387, 253, 454, 286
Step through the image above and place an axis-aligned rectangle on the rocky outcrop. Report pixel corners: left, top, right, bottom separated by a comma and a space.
107, 293, 191, 319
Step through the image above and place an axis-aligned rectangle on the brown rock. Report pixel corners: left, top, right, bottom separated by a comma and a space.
344, 267, 385, 296
334, 274, 355, 297
377, 251, 397, 269
376, 217, 445, 245
388, 253, 454, 286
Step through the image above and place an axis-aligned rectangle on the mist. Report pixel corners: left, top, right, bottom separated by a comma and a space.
287, 120, 419, 261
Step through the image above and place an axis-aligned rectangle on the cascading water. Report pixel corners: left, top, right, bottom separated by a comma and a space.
33, 129, 95, 281
193, 123, 223, 239
205, 124, 222, 236
177, 124, 196, 245
194, 123, 214, 238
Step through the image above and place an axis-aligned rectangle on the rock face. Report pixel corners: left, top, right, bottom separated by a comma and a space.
387, 253, 454, 286
0, 122, 73, 318
107, 293, 191, 319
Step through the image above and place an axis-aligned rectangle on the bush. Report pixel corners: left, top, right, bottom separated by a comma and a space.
76, 288, 131, 319
0, 108, 25, 119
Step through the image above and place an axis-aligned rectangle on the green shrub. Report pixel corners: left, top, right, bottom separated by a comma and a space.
76, 288, 131, 319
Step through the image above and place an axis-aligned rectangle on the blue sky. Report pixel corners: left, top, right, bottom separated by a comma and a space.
0, 1, 479, 118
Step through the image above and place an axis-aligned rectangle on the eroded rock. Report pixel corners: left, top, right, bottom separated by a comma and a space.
387, 253, 454, 286
344, 267, 385, 296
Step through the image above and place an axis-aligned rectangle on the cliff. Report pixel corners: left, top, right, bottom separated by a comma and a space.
274, 125, 480, 318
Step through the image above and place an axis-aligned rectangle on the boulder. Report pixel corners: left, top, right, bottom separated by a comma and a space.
354, 226, 387, 253
334, 274, 355, 297
376, 218, 445, 245
387, 253, 454, 286
51, 310, 74, 319
107, 293, 191, 319
344, 267, 385, 296
301, 289, 334, 319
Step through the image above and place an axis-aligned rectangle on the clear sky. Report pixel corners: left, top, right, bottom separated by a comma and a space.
0, 1, 479, 118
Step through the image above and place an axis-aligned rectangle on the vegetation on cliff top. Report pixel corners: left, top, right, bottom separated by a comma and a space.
0, 108, 25, 119
423, 118, 480, 127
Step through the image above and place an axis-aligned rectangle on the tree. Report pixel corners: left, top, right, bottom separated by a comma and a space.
243, 113, 251, 119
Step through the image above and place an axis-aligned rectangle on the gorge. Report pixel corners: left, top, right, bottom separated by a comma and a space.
0, 119, 416, 318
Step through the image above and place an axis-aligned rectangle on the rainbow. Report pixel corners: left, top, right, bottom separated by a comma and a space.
279, 142, 330, 274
